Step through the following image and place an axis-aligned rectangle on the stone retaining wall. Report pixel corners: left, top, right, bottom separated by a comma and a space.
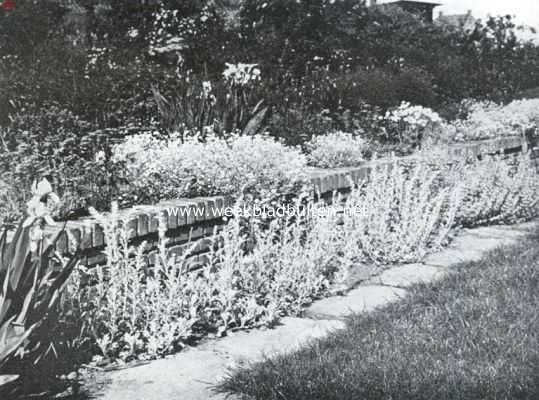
46, 136, 526, 268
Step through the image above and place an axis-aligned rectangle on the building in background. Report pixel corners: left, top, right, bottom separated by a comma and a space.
384, 1, 442, 23
437, 10, 477, 31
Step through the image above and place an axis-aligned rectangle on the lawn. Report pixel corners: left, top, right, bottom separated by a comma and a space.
217, 231, 539, 400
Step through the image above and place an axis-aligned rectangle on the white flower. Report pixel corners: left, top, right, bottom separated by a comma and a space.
95, 150, 106, 163
128, 28, 139, 38
23, 178, 60, 228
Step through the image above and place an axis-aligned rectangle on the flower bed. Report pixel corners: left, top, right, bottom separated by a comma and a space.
60, 148, 539, 364
445, 99, 539, 143
1, 133, 536, 390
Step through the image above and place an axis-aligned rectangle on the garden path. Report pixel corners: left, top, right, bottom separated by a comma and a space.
79, 221, 537, 400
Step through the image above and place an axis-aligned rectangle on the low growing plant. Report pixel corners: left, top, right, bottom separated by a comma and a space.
305, 131, 368, 168
65, 195, 344, 362
112, 132, 308, 204
455, 154, 539, 226
446, 98, 539, 142
337, 160, 462, 264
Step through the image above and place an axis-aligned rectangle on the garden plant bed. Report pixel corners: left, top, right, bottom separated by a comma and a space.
33, 135, 526, 268
75, 220, 538, 400
4, 4, 539, 399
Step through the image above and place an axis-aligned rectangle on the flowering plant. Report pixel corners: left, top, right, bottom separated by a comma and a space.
0, 178, 79, 379
112, 131, 308, 205
448, 99, 539, 142
306, 131, 368, 168
222, 63, 261, 87
384, 102, 443, 151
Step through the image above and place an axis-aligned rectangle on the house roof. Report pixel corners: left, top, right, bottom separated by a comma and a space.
437, 12, 477, 30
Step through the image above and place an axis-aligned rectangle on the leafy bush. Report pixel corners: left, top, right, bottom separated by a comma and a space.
61, 151, 539, 365
306, 131, 368, 168
112, 132, 308, 204
65, 204, 201, 360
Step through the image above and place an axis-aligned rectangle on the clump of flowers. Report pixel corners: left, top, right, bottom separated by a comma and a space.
448, 98, 539, 142
385, 102, 443, 150
305, 131, 368, 168
222, 63, 261, 87
24, 178, 61, 251
112, 131, 308, 204
385, 102, 442, 130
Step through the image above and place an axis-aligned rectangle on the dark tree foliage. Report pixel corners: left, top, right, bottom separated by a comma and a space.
1, 0, 539, 129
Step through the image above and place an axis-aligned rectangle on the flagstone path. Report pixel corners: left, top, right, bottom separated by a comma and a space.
79, 221, 537, 400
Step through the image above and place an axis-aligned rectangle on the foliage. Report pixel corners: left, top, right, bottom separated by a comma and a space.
0, 177, 20, 229
337, 160, 461, 264
305, 131, 368, 168
0, 106, 122, 215
217, 232, 539, 400
66, 198, 338, 361
384, 101, 443, 151
148, 3, 229, 73
111, 132, 308, 204
0, 179, 80, 393
455, 154, 539, 226
447, 98, 539, 142
60, 150, 539, 365
151, 66, 267, 137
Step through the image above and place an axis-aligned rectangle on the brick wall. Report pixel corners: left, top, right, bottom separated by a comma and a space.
45, 136, 526, 268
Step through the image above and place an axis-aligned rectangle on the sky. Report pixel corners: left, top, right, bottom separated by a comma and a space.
378, 0, 539, 40
437, 0, 539, 30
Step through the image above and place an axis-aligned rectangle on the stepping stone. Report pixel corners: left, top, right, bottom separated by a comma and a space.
424, 228, 526, 268
81, 348, 231, 400
367, 263, 448, 288
423, 246, 484, 267
463, 226, 527, 240
201, 317, 345, 364
304, 285, 407, 320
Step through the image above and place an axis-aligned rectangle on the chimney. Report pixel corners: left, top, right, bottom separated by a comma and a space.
370, 0, 378, 6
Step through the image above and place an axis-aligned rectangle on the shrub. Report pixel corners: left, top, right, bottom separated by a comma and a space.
61, 151, 539, 365
112, 132, 308, 204
305, 131, 368, 168
264, 107, 337, 146
65, 204, 201, 360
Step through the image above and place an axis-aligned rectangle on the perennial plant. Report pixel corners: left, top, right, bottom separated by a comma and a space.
112, 132, 308, 204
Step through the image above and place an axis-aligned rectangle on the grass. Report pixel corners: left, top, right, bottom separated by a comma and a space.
216, 231, 539, 400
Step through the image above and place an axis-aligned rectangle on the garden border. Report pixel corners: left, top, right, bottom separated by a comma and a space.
45, 136, 526, 267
